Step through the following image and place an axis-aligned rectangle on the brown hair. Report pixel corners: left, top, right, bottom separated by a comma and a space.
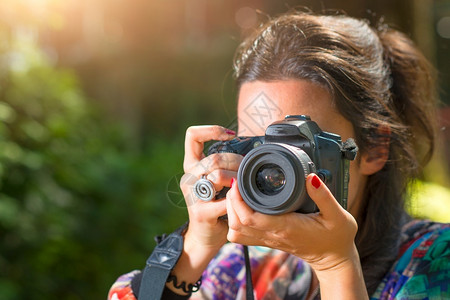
233, 11, 438, 294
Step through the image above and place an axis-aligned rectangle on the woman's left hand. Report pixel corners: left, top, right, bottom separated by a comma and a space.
226, 174, 368, 299
226, 173, 358, 273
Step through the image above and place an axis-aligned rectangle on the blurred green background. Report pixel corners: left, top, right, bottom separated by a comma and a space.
0, 0, 449, 299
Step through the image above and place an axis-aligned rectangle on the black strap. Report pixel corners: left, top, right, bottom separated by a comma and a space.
132, 272, 190, 300
138, 223, 188, 300
137, 222, 255, 300
243, 245, 255, 300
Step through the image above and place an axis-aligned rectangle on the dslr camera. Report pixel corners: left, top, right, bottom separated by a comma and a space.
207, 115, 358, 214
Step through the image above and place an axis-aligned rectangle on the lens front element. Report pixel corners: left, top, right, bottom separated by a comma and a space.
255, 164, 286, 196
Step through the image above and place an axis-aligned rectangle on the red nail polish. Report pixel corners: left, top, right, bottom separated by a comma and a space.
230, 178, 236, 188
312, 175, 321, 189
225, 129, 236, 135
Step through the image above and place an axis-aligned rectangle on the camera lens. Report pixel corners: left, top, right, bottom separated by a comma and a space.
237, 143, 318, 215
255, 164, 286, 196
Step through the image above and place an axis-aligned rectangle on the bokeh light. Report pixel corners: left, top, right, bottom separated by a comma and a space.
437, 16, 450, 39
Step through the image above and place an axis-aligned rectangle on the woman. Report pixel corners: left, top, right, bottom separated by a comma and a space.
109, 11, 450, 300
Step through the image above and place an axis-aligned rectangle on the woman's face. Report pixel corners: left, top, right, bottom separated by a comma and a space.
237, 80, 366, 217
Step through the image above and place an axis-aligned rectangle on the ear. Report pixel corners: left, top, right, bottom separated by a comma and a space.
360, 125, 391, 176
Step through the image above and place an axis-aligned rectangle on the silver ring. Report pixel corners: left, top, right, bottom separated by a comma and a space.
193, 175, 216, 201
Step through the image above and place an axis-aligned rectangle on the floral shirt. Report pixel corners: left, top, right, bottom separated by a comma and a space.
108, 220, 450, 300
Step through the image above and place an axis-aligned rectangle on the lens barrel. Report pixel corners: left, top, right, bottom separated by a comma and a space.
237, 143, 317, 215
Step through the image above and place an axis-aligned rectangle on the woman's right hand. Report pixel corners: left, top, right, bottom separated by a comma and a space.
180, 125, 243, 250
166, 125, 242, 295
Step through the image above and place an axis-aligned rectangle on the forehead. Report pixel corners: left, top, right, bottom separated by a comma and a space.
237, 80, 353, 140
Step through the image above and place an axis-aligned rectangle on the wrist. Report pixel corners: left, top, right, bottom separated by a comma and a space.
184, 226, 226, 254
166, 228, 223, 295
313, 246, 368, 300
313, 255, 361, 283
312, 245, 360, 275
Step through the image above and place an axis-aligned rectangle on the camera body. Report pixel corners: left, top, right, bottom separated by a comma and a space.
208, 115, 357, 215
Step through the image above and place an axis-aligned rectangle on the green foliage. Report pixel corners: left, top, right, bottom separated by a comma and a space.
0, 32, 187, 299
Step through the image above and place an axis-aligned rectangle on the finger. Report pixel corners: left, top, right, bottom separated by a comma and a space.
188, 197, 228, 224
189, 153, 243, 178
226, 202, 286, 249
195, 199, 228, 222
184, 126, 235, 172
226, 178, 286, 233
225, 179, 240, 234
206, 169, 238, 192
305, 173, 345, 218
181, 174, 228, 218
226, 179, 257, 228
225, 184, 260, 245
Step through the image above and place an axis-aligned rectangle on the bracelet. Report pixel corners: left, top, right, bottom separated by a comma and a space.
167, 273, 202, 295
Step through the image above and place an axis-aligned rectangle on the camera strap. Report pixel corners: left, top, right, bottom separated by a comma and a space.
243, 245, 255, 300
138, 222, 188, 300
137, 221, 256, 300
342, 138, 358, 161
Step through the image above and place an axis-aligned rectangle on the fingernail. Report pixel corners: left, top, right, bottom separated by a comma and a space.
230, 177, 236, 188
225, 129, 236, 135
312, 174, 321, 189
